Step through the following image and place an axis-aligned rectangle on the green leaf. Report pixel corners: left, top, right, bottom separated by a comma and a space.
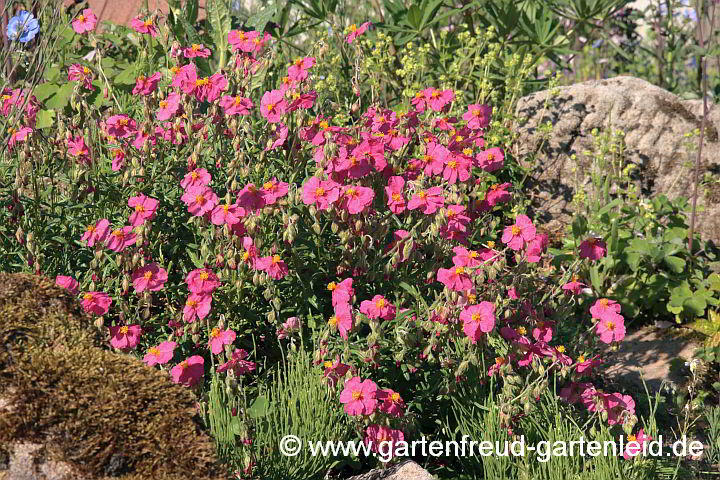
709, 273, 720, 291
627, 238, 652, 255
571, 214, 587, 238
684, 295, 707, 317
113, 64, 138, 85
188, 249, 205, 269
207, 0, 232, 69
44, 82, 74, 109
35, 109, 55, 129
589, 265, 603, 291
248, 395, 269, 418
248, 5, 276, 31
663, 255, 686, 274
32, 83, 58, 102
407, 4, 423, 29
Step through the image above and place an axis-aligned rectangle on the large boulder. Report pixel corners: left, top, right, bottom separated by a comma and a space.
515, 75, 720, 243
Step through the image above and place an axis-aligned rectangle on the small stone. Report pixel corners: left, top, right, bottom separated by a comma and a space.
346, 460, 434, 480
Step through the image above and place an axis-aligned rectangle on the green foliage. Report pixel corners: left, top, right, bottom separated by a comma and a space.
562, 127, 720, 324
207, 346, 354, 479
706, 406, 720, 467
445, 382, 664, 480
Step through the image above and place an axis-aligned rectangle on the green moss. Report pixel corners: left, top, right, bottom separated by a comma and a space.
0, 273, 103, 370
0, 273, 224, 480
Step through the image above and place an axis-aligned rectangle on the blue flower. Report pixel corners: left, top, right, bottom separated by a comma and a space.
7, 11, 40, 43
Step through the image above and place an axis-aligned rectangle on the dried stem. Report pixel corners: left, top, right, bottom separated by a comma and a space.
689, 0, 713, 255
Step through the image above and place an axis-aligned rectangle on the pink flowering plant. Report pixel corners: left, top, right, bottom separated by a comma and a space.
0, 4, 672, 479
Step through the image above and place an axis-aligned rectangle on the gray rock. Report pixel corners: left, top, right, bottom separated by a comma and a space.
346, 460, 434, 480
515, 75, 720, 243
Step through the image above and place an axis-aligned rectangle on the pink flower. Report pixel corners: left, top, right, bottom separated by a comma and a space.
111, 148, 126, 171
417, 142, 448, 176
7, 126, 32, 149
80, 218, 110, 247
81, 291, 112, 315
180, 167, 211, 190
445, 204, 471, 233
144, 340, 176, 366
183, 292, 212, 323
360, 295, 396, 321
443, 154, 471, 184
302, 177, 340, 211
260, 89, 287, 123
109, 324, 142, 351
590, 298, 622, 321
606, 393, 635, 426
219, 95, 253, 115
131, 16, 158, 37
452, 247, 484, 267
260, 178, 289, 205
323, 357, 352, 387
562, 279, 587, 295
329, 302, 353, 339
476, 147, 504, 172
186, 268, 221, 294
236, 183, 267, 212
67, 135, 91, 163
502, 214, 536, 251
105, 226, 136, 252
183, 43, 211, 58
407, 187, 444, 215
55, 275, 78, 294
72, 8, 97, 33
156, 92, 182, 121
485, 183, 512, 207
463, 104, 492, 129
579, 237, 607, 260
133, 72, 163, 96
170, 356, 205, 387
128, 193, 159, 226
340, 185, 375, 214
256, 254, 289, 280
428, 88, 454, 112
385, 176, 406, 214
211, 201, 244, 226
266, 122, 289, 151
376, 389, 405, 417
181, 185, 218, 216
328, 278, 354, 307
339, 377, 378, 415
596, 313, 626, 344
106, 114, 137, 139
228, 30, 270, 54
276, 316, 301, 339
68, 64, 94, 90
623, 429, 652, 460
364, 425, 404, 458
460, 301, 496, 342
241, 237, 258, 268
346, 22, 371, 44
287, 56, 315, 82
526, 234, 548, 263
208, 327, 236, 354
437, 264, 473, 291
132, 263, 168, 292
217, 349, 256, 375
